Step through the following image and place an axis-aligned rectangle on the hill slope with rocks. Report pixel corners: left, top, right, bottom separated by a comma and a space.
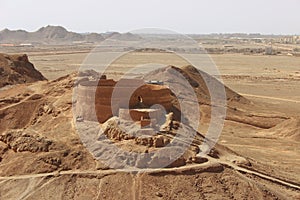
143, 65, 287, 129
0, 60, 299, 199
0, 53, 47, 88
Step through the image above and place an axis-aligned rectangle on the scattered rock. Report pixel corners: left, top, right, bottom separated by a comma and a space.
153, 135, 165, 147
0, 130, 53, 153
155, 192, 163, 197
208, 148, 219, 158
192, 156, 208, 164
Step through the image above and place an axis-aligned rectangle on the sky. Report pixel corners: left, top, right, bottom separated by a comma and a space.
1, 0, 300, 34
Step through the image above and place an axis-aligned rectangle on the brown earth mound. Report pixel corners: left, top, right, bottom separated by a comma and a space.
0, 53, 47, 88
143, 65, 286, 129
143, 65, 249, 105
0, 64, 288, 172
0, 61, 298, 199
0, 73, 96, 176
0, 66, 259, 171
266, 117, 300, 140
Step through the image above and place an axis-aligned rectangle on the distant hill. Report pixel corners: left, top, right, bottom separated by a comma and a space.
0, 25, 141, 44
104, 32, 142, 41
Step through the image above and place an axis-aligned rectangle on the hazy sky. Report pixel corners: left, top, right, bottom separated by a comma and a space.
1, 0, 299, 34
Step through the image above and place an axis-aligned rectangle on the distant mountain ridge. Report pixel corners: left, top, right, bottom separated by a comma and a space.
0, 25, 141, 44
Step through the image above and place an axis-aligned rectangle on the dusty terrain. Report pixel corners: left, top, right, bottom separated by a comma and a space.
0, 40, 299, 200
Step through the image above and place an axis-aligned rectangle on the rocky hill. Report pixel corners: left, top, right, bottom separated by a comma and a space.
0, 60, 299, 199
143, 65, 286, 129
105, 32, 142, 41
0, 53, 47, 88
0, 25, 141, 44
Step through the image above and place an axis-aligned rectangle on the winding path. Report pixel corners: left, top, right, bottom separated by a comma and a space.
0, 160, 299, 191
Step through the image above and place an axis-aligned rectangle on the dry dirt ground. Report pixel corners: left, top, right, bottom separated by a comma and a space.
0, 46, 299, 199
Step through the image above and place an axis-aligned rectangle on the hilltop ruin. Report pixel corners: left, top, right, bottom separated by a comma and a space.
76, 76, 174, 126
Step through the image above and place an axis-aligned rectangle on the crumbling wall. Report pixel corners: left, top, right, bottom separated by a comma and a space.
76, 79, 173, 123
